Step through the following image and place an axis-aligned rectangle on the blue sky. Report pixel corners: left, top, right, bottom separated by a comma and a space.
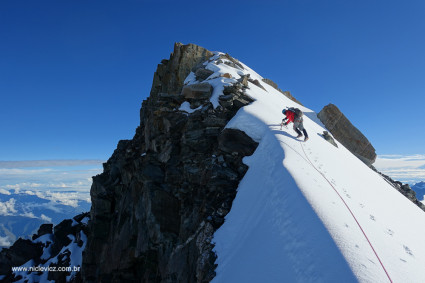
1, 0, 424, 161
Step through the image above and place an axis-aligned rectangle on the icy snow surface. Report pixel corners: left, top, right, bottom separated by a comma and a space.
197, 52, 425, 283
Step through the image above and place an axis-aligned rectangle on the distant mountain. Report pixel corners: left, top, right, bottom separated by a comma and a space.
412, 181, 425, 202
0, 190, 90, 248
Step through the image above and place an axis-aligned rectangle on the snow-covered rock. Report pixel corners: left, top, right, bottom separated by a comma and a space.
0, 213, 88, 282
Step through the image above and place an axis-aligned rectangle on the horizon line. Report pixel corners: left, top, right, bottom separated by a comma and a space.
0, 159, 105, 168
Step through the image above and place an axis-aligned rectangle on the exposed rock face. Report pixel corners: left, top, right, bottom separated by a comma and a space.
82, 43, 258, 282
195, 68, 214, 81
317, 103, 376, 166
182, 83, 213, 101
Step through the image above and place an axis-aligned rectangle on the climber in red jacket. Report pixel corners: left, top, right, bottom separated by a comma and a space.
281, 108, 309, 141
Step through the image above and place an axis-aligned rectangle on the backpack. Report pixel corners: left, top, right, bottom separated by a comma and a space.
288, 107, 303, 118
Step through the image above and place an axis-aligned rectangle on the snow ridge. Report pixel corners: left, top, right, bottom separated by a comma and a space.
299, 142, 393, 282
197, 53, 425, 283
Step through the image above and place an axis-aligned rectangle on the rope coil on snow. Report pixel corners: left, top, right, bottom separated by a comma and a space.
299, 142, 393, 283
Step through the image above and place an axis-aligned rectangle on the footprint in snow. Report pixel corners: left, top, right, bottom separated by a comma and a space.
400, 258, 407, 263
370, 215, 376, 221
344, 223, 349, 228
345, 193, 351, 199
386, 229, 394, 236
359, 203, 365, 208
403, 245, 414, 256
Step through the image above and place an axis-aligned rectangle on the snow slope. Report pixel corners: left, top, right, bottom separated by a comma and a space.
185, 54, 425, 282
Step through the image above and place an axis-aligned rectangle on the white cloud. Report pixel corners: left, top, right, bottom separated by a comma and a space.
44, 191, 80, 207
40, 214, 52, 222
0, 188, 11, 195
0, 198, 17, 215
0, 163, 99, 217
20, 211, 36, 218
0, 236, 11, 247
0, 168, 53, 175
29, 190, 88, 208
0, 160, 104, 168
375, 154, 425, 184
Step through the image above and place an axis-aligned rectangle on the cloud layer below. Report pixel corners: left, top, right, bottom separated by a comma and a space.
0, 160, 103, 247
374, 154, 425, 184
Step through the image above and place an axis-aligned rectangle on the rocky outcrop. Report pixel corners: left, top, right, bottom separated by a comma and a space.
0, 239, 43, 276
321, 131, 338, 148
82, 43, 258, 282
317, 103, 376, 166
0, 213, 89, 282
371, 168, 425, 212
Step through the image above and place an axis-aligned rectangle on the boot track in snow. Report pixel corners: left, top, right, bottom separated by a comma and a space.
298, 140, 393, 283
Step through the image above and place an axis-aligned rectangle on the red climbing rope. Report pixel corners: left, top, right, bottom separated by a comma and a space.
299, 142, 393, 283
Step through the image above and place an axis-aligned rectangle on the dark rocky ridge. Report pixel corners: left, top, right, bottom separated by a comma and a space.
0, 213, 89, 282
82, 43, 259, 282
371, 167, 425, 212
318, 103, 377, 166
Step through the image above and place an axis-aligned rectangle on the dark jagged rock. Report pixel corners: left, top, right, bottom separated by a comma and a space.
217, 53, 244, 70
195, 68, 214, 81
249, 79, 266, 91
182, 83, 213, 104
371, 167, 425, 212
317, 103, 376, 166
0, 213, 89, 282
82, 43, 258, 283
0, 238, 43, 275
321, 131, 338, 148
32, 224, 53, 240
218, 128, 258, 156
